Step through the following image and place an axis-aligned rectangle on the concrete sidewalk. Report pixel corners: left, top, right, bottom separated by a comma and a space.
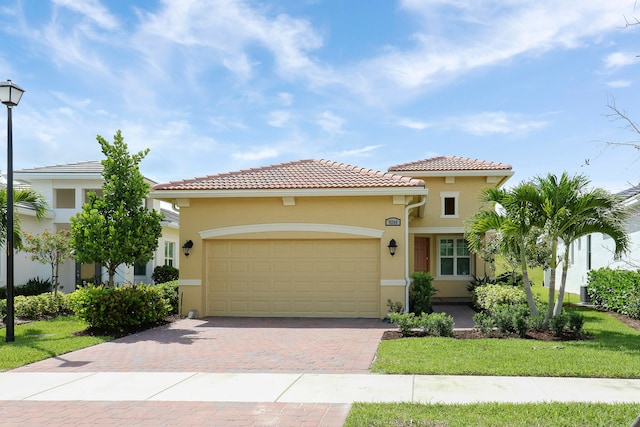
2, 371, 640, 404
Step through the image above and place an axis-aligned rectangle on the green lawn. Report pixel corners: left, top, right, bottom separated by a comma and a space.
345, 402, 640, 427
0, 316, 111, 371
373, 307, 640, 377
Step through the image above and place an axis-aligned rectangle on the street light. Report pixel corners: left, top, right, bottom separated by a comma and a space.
0, 80, 25, 343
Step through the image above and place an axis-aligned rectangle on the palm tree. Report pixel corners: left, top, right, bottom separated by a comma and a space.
551, 186, 628, 316
532, 173, 629, 321
465, 183, 542, 316
0, 187, 48, 248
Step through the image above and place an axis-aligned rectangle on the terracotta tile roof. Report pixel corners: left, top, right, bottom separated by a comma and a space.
388, 156, 512, 172
153, 159, 425, 191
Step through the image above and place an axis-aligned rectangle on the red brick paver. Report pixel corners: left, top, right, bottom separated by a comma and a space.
0, 401, 351, 426
14, 317, 390, 374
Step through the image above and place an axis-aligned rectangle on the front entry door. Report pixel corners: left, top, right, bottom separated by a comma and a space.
414, 237, 430, 273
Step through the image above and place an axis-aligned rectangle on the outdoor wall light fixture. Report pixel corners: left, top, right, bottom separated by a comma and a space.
388, 239, 398, 256
182, 240, 194, 256
0, 80, 25, 343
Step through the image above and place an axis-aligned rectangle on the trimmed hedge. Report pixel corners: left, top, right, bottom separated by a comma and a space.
1, 293, 70, 320
152, 265, 179, 284
69, 284, 170, 331
587, 268, 640, 318
155, 281, 179, 315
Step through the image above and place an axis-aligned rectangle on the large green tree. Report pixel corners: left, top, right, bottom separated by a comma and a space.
70, 130, 163, 287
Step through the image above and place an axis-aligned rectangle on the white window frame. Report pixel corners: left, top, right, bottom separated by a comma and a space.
164, 241, 175, 267
440, 191, 460, 218
437, 237, 472, 278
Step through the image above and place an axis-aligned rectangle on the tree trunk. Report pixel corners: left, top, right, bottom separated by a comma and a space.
553, 246, 571, 316
519, 243, 539, 316
545, 241, 559, 325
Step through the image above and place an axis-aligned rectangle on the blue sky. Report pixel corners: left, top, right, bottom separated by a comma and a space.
0, 1, 639, 191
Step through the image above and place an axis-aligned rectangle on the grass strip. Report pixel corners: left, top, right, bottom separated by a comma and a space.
345, 402, 640, 427
0, 316, 111, 371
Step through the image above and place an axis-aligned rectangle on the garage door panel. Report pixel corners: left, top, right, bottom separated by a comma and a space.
207, 239, 379, 317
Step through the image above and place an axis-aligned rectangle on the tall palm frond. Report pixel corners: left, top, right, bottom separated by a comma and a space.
0, 187, 48, 249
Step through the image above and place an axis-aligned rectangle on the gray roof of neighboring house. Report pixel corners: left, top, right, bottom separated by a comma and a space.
617, 183, 640, 200
15, 160, 157, 184
17, 160, 104, 174
161, 208, 179, 224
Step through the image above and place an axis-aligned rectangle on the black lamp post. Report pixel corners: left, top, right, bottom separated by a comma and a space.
0, 80, 25, 343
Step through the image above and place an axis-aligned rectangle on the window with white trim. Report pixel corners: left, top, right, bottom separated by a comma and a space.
439, 238, 471, 276
164, 241, 175, 266
440, 191, 460, 218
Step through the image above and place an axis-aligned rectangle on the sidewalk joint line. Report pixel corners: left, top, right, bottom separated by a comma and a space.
275, 373, 304, 402
21, 372, 99, 401
145, 372, 200, 401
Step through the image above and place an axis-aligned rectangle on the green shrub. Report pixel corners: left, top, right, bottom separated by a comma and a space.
473, 284, 527, 313
627, 295, 640, 319
419, 312, 455, 337
409, 271, 436, 314
152, 265, 179, 284
386, 299, 404, 314
549, 312, 569, 336
473, 312, 495, 334
155, 281, 179, 315
390, 312, 455, 337
0, 276, 52, 299
69, 284, 169, 331
0, 299, 5, 319
389, 312, 417, 335
587, 268, 640, 316
527, 314, 545, 331
567, 310, 585, 333
13, 293, 70, 319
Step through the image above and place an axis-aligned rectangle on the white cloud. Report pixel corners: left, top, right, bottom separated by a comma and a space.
444, 112, 549, 136
232, 147, 279, 161
334, 145, 383, 157
397, 118, 430, 130
52, 0, 120, 30
317, 110, 345, 134
604, 51, 638, 69
277, 92, 293, 106
606, 79, 632, 88
135, 0, 325, 81
347, 1, 636, 103
268, 110, 292, 128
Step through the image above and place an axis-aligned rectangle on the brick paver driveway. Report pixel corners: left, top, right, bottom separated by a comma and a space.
14, 317, 390, 374
5, 317, 390, 426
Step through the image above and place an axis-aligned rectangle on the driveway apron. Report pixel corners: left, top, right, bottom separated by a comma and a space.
4, 317, 390, 426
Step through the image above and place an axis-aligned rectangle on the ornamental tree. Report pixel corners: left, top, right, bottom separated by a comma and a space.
22, 228, 73, 294
70, 130, 163, 287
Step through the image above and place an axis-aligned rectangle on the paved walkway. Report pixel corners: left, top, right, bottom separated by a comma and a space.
2, 305, 639, 426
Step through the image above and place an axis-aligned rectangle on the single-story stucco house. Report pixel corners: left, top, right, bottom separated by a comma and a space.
151, 156, 513, 318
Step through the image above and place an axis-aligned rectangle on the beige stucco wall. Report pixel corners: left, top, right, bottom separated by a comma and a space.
175, 195, 411, 318
408, 175, 499, 301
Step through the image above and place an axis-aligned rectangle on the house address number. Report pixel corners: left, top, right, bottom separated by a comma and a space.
385, 217, 401, 226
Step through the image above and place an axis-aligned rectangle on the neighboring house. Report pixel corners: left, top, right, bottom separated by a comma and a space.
559, 184, 640, 296
0, 161, 179, 291
151, 156, 513, 318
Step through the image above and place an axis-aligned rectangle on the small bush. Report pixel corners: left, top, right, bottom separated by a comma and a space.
587, 268, 640, 316
155, 281, 179, 315
567, 310, 585, 333
0, 299, 6, 319
70, 284, 169, 331
473, 284, 527, 313
13, 293, 70, 319
527, 314, 546, 331
410, 271, 436, 314
389, 312, 417, 335
473, 312, 495, 334
152, 265, 179, 284
549, 312, 569, 336
419, 312, 455, 337
386, 299, 404, 314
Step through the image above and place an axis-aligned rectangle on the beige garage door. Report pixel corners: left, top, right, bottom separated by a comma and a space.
206, 239, 380, 317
